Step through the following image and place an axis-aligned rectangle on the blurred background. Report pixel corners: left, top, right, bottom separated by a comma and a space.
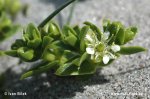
0, 0, 150, 99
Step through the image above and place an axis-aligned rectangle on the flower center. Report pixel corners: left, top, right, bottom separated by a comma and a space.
95, 43, 105, 52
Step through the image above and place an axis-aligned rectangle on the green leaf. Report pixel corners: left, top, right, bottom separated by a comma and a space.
80, 26, 90, 52
20, 61, 58, 79
73, 52, 89, 66
108, 21, 123, 35
24, 23, 42, 48
124, 29, 136, 43
55, 62, 73, 76
62, 25, 77, 36
129, 26, 138, 33
38, 0, 77, 28
48, 22, 60, 37
73, 25, 81, 36
115, 28, 125, 45
42, 36, 53, 48
84, 21, 102, 40
59, 50, 79, 65
78, 61, 96, 75
65, 34, 78, 47
55, 60, 96, 76
17, 47, 34, 61
118, 46, 146, 55
42, 52, 56, 62
5, 50, 17, 57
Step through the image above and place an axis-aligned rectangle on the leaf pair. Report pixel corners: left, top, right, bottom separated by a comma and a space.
23, 23, 42, 48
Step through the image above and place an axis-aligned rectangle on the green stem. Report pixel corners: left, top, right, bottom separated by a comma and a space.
66, 0, 78, 25
38, 0, 76, 28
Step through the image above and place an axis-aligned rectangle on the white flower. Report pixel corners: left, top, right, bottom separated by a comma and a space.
85, 30, 119, 64
103, 55, 110, 64
103, 32, 110, 40
111, 45, 120, 52
86, 47, 95, 55
85, 34, 93, 42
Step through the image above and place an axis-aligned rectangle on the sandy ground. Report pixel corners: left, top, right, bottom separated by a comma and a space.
0, 0, 150, 99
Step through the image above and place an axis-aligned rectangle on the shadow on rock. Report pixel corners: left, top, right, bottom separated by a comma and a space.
0, 67, 109, 99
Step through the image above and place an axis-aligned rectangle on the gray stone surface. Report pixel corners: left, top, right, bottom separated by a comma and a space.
0, 0, 150, 99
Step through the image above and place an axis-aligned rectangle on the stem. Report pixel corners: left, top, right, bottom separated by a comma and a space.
38, 0, 76, 28
66, 0, 78, 25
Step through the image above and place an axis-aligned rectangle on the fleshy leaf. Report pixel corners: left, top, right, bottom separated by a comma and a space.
77, 52, 88, 66
80, 26, 90, 52
42, 36, 54, 48
24, 23, 42, 48
124, 29, 136, 43
118, 46, 146, 55
5, 50, 17, 57
20, 61, 58, 79
59, 50, 79, 65
48, 22, 60, 37
17, 47, 34, 61
115, 28, 125, 45
55, 60, 96, 76
64, 34, 78, 47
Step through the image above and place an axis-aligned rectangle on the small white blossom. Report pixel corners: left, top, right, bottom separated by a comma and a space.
103, 32, 110, 40
85, 34, 93, 42
111, 45, 120, 52
85, 30, 119, 64
103, 55, 110, 64
86, 47, 95, 55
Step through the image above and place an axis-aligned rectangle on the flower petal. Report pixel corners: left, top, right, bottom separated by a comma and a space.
86, 47, 95, 54
103, 32, 110, 40
103, 55, 110, 64
111, 45, 120, 52
85, 34, 93, 42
